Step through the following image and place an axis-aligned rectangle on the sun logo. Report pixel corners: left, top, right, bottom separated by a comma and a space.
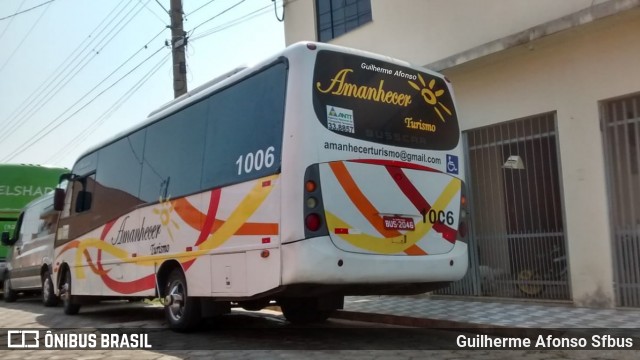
153, 196, 179, 241
408, 74, 452, 122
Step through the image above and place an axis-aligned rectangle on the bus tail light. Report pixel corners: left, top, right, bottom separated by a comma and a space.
303, 165, 328, 238
457, 183, 470, 243
305, 214, 322, 231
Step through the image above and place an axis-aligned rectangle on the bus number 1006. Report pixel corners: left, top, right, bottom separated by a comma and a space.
236, 146, 275, 175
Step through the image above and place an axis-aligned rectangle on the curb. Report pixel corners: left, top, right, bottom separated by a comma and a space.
330, 310, 568, 338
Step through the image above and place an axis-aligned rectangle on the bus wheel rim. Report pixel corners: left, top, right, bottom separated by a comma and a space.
168, 282, 185, 320
43, 276, 51, 300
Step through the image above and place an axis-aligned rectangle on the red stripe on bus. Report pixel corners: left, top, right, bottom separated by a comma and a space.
195, 189, 221, 246
329, 162, 400, 238
386, 166, 457, 244
386, 166, 431, 212
350, 159, 439, 172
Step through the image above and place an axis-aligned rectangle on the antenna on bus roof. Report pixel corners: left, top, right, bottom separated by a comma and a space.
147, 65, 248, 118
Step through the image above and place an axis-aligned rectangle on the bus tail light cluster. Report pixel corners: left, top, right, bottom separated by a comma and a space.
457, 182, 470, 243
304, 165, 328, 238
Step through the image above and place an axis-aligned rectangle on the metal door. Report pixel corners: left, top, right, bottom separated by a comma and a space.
438, 113, 570, 300
601, 93, 640, 307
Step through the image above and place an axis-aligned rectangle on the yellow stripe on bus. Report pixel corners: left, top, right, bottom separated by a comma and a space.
326, 178, 460, 254
72, 175, 278, 279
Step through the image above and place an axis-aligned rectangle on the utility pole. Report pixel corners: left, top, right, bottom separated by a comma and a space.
170, 0, 187, 98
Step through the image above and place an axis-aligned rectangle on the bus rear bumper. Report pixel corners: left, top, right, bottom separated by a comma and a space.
280, 236, 468, 293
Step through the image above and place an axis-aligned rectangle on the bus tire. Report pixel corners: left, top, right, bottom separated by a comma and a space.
62, 268, 81, 315
280, 298, 332, 324
164, 268, 201, 332
42, 269, 58, 307
3, 278, 16, 303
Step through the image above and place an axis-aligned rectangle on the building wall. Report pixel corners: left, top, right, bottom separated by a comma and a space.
444, 9, 640, 306
285, 0, 610, 65
284, 0, 640, 307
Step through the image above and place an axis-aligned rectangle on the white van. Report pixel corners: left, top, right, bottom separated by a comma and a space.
1, 192, 59, 306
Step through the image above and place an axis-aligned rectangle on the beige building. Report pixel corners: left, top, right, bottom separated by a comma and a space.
284, 0, 640, 308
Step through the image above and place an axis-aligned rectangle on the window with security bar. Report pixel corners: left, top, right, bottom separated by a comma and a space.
316, 0, 372, 42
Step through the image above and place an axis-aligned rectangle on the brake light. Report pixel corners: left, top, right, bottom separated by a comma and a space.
458, 221, 468, 238
305, 214, 321, 231
457, 182, 470, 243
303, 165, 328, 238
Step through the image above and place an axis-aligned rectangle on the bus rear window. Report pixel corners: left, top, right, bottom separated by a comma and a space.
312, 50, 460, 150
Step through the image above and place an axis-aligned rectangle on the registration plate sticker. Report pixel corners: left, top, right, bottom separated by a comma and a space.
382, 216, 415, 231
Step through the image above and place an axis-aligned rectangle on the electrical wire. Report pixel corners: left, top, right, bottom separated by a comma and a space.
272, 0, 284, 22
0, 0, 53, 74
0, 0, 55, 21
190, 0, 245, 34
5, 0, 292, 162
2, 45, 168, 162
138, 0, 168, 25
0, 0, 131, 142
46, 52, 171, 164
186, 0, 218, 17
2, 28, 167, 160
0, 0, 27, 43
0, 1, 148, 145
154, 0, 169, 14
189, 1, 272, 41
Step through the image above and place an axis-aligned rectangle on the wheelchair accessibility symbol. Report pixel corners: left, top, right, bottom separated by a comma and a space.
446, 154, 459, 174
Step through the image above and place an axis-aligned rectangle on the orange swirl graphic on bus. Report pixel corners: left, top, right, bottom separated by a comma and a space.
57, 175, 280, 293
326, 162, 460, 255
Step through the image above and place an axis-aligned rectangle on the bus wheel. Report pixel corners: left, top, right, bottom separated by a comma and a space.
62, 268, 81, 315
42, 269, 58, 307
3, 278, 16, 303
164, 268, 201, 331
280, 298, 333, 324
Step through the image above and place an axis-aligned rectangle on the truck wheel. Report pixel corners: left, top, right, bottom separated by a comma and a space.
3, 278, 16, 303
164, 268, 201, 331
42, 269, 58, 307
62, 268, 81, 314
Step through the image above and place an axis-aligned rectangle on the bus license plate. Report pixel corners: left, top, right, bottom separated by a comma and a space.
383, 216, 415, 231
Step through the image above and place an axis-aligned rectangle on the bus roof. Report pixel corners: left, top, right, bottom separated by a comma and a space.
72, 42, 439, 165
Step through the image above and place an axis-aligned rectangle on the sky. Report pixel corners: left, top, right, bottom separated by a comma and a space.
0, 0, 286, 169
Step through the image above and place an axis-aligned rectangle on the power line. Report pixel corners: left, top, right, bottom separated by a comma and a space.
0, 1, 148, 145
154, 0, 169, 13
0, 0, 129, 130
2, 45, 169, 162
138, 0, 168, 25
46, 52, 171, 164
0, 0, 27, 42
186, 0, 217, 17
190, 1, 274, 41
0, 0, 52, 74
0, 0, 131, 146
190, 0, 246, 33
1, 27, 166, 158
0, 0, 55, 21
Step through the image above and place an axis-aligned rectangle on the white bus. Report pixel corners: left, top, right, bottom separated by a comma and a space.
52, 42, 469, 331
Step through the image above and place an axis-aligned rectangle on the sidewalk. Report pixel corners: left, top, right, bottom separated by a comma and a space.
333, 295, 640, 335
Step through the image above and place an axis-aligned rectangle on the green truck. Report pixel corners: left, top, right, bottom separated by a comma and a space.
0, 164, 68, 285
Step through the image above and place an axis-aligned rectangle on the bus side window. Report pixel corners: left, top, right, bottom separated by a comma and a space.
75, 190, 92, 213
71, 174, 95, 214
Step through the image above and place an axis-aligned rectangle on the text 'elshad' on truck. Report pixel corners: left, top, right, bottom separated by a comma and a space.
0, 164, 67, 291
51, 42, 469, 331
